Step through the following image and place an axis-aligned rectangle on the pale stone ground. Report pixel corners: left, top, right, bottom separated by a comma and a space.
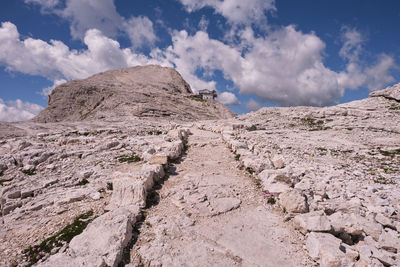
128, 128, 314, 267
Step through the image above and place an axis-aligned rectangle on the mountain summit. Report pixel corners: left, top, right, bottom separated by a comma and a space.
34, 65, 235, 122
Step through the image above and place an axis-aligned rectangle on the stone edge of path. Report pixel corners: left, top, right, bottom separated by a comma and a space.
36, 128, 191, 267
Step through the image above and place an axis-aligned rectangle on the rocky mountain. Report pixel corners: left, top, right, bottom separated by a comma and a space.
33, 65, 235, 122
1, 75, 400, 267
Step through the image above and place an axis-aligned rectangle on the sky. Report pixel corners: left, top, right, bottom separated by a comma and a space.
1, 0, 400, 121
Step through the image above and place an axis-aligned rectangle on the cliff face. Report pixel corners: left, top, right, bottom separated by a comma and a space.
33, 65, 235, 122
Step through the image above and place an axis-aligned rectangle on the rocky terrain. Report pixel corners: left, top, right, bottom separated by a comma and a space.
0, 66, 399, 267
33, 65, 235, 122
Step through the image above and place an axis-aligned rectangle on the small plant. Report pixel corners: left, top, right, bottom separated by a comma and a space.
316, 147, 327, 155
378, 148, 400, 157
117, 153, 141, 163
246, 167, 255, 175
22, 210, 94, 266
107, 182, 113, 191
78, 153, 83, 159
148, 130, 163, 135
389, 104, 400, 110
22, 169, 36, 176
300, 117, 331, 131
235, 154, 241, 161
374, 177, 396, 185
145, 222, 152, 227
76, 178, 89, 186
185, 95, 207, 102
264, 190, 277, 205
346, 128, 353, 131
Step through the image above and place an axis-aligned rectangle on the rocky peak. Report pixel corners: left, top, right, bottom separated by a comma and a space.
33, 65, 234, 122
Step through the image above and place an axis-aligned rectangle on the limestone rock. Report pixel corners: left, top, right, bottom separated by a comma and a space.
378, 228, 400, 253
306, 232, 345, 267
149, 155, 168, 165
279, 189, 309, 213
271, 154, 285, 169
293, 211, 332, 234
369, 83, 400, 101
209, 197, 241, 215
41, 208, 138, 267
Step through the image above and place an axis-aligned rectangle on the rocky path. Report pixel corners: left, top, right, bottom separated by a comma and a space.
128, 128, 313, 267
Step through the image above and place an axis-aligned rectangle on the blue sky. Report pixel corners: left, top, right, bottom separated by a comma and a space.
0, 0, 399, 121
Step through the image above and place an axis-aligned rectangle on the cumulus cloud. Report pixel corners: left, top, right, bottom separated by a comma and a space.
166, 27, 341, 106
217, 92, 240, 105
0, 98, 44, 122
339, 26, 364, 62
179, 0, 275, 25
165, 25, 397, 107
24, 0, 156, 49
59, 0, 122, 40
337, 27, 396, 91
246, 99, 261, 111
0, 22, 165, 85
123, 16, 157, 49
24, 0, 60, 10
41, 79, 67, 96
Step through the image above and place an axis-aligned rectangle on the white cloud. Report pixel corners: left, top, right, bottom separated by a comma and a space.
60, 0, 121, 40
24, 0, 60, 10
24, 0, 157, 49
217, 92, 240, 105
123, 16, 157, 49
166, 27, 342, 106
179, 0, 275, 25
339, 26, 364, 62
0, 22, 165, 82
246, 98, 261, 111
165, 30, 243, 93
0, 98, 44, 122
165, 25, 397, 107
198, 15, 209, 31
337, 27, 396, 92
41, 79, 67, 96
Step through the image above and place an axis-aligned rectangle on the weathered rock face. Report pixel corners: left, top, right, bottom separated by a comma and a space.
34, 65, 235, 122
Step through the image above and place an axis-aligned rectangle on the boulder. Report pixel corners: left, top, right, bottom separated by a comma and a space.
271, 154, 285, 169
278, 189, 309, 213
41, 208, 138, 267
378, 228, 400, 253
293, 211, 332, 234
149, 155, 168, 165
306, 232, 345, 267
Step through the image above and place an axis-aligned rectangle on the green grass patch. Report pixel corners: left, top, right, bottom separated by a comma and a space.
374, 177, 396, 185
235, 154, 241, 161
22, 169, 36, 176
107, 182, 113, 191
300, 118, 331, 131
389, 104, 400, 110
76, 178, 89, 186
246, 167, 255, 175
22, 210, 95, 266
117, 153, 141, 163
185, 95, 207, 102
147, 130, 163, 135
378, 148, 400, 157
